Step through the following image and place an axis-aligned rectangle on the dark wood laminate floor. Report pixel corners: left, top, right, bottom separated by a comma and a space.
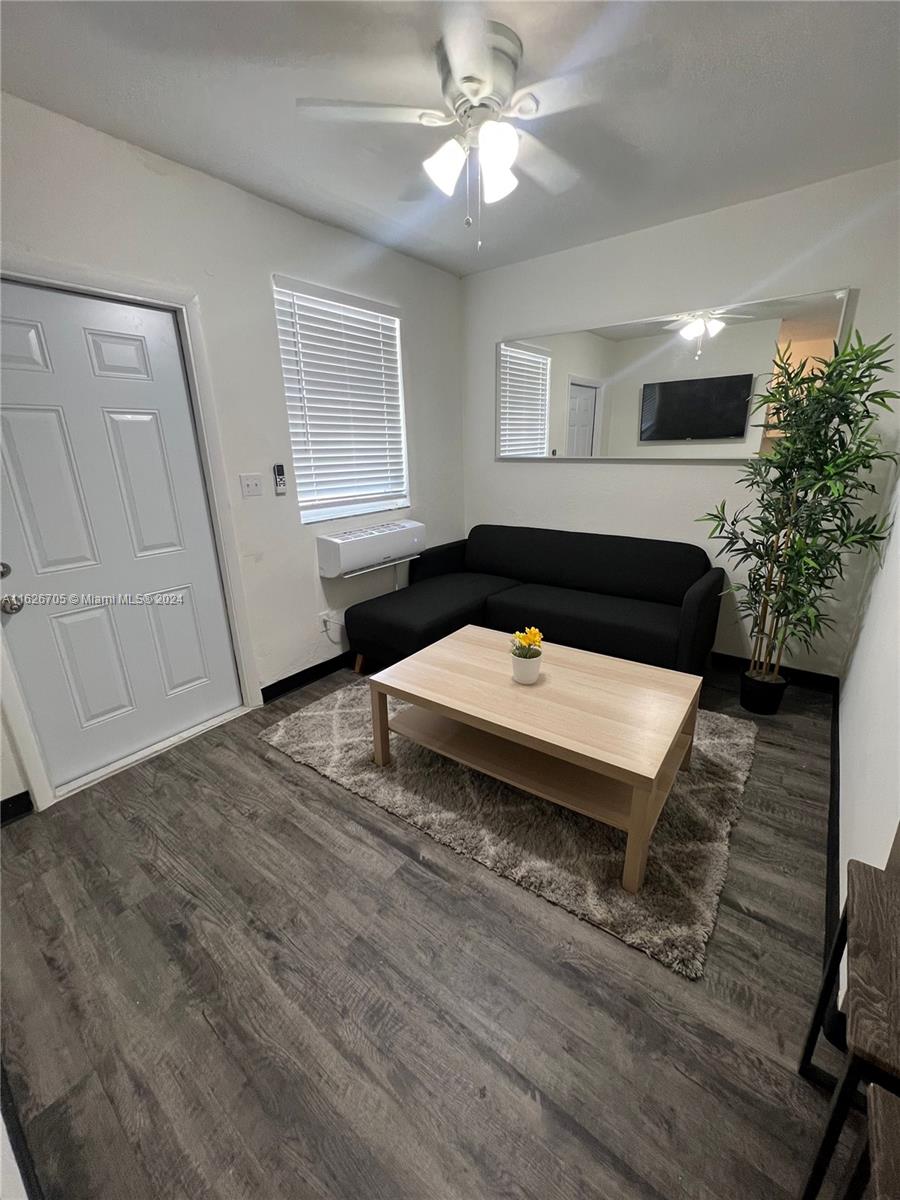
2, 665, 853, 1200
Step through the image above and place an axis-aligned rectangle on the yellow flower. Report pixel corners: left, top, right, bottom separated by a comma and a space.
514, 626, 543, 648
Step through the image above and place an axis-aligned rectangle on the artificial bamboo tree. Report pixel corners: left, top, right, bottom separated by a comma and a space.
702, 333, 898, 711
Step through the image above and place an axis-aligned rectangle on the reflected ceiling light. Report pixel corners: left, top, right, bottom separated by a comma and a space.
678, 315, 726, 341
679, 318, 706, 341
422, 137, 466, 196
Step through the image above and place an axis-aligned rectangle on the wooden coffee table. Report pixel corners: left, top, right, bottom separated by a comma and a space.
369, 625, 701, 893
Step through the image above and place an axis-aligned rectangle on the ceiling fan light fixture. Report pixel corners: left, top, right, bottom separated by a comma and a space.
680, 318, 706, 341
705, 318, 725, 338
422, 136, 466, 196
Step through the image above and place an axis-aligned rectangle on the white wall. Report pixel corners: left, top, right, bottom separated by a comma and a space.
602, 318, 781, 459
463, 161, 900, 672
0, 95, 464, 694
839, 476, 900, 891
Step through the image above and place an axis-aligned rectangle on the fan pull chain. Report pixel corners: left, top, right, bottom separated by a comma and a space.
476, 155, 483, 253
464, 147, 472, 229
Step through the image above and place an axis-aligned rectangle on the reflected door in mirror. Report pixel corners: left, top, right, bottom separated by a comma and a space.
566, 383, 598, 457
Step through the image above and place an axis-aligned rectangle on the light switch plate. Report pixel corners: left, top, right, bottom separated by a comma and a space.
240, 473, 263, 498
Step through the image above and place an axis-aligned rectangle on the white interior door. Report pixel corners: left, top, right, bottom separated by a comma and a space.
1, 281, 241, 789
565, 383, 597, 457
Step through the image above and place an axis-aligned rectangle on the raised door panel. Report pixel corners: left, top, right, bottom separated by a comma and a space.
145, 585, 210, 695
1, 318, 52, 372
50, 606, 135, 727
1, 406, 99, 573
104, 409, 184, 557
85, 330, 152, 380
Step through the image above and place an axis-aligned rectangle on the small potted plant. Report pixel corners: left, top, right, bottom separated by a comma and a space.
511, 627, 543, 684
703, 333, 898, 715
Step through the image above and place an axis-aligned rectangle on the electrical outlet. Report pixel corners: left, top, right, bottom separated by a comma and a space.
319, 609, 344, 631
240, 473, 263, 498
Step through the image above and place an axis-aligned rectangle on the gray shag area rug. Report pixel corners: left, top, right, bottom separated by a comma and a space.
260, 682, 757, 978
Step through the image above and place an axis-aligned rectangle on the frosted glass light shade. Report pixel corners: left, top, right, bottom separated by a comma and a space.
705, 318, 725, 337
478, 119, 519, 170
423, 137, 466, 196
482, 164, 518, 204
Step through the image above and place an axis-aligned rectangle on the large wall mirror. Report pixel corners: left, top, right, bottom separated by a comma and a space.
496, 289, 849, 462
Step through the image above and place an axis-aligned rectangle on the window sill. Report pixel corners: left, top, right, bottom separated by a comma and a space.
300, 498, 411, 526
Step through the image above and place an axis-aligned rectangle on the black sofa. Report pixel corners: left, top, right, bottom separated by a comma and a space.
344, 524, 725, 676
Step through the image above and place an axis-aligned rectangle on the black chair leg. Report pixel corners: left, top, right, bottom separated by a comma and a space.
799, 904, 848, 1079
839, 1130, 870, 1200
800, 1056, 863, 1200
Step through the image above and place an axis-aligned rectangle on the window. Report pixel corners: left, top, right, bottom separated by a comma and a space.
497, 341, 551, 457
274, 276, 410, 523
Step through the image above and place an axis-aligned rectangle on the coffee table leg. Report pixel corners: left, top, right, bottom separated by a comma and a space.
681, 693, 699, 771
623, 784, 652, 893
370, 686, 391, 766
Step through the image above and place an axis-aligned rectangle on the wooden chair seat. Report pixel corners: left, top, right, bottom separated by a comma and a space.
846, 860, 900, 1078
869, 1085, 900, 1200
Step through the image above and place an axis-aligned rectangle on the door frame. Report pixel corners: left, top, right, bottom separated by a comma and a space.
1, 259, 262, 810
566, 374, 605, 457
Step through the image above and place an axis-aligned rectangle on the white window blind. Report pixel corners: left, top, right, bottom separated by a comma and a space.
274, 277, 410, 523
498, 342, 551, 457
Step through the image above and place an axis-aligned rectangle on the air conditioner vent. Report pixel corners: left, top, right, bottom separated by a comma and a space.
316, 520, 426, 578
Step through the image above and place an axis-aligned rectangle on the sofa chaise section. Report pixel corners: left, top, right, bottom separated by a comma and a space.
343, 566, 518, 664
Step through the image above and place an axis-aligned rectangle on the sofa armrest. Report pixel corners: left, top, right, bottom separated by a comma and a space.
676, 567, 726, 675
409, 538, 467, 584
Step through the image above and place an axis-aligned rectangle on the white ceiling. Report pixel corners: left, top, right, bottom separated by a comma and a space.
3, 2, 898, 276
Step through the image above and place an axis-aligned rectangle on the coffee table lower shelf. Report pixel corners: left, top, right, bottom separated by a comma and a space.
386, 705, 690, 892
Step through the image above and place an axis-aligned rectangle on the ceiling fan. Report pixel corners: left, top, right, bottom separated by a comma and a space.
663, 309, 755, 358
295, 16, 582, 213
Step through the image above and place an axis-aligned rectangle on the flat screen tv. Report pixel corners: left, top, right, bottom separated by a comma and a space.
640, 374, 753, 442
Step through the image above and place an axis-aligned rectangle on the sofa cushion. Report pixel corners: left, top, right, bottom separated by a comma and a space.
344, 573, 518, 660
465, 524, 709, 607
483, 583, 681, 669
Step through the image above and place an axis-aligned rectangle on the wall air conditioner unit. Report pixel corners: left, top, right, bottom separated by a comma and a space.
316, 520, 426, 579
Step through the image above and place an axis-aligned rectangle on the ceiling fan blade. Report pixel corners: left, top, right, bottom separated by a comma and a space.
510, 72, 604, 122
295, 99, 452, 126
439, 3, 492, 102
397, 177, 436, 203
511, 38, 664, 123
663, 320, 688, 332
515, 130, 580, 195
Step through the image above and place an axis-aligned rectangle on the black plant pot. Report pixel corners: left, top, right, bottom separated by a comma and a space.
740, 670, 788, 715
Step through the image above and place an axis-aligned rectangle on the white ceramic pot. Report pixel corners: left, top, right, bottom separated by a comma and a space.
511, 653, 542, 685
